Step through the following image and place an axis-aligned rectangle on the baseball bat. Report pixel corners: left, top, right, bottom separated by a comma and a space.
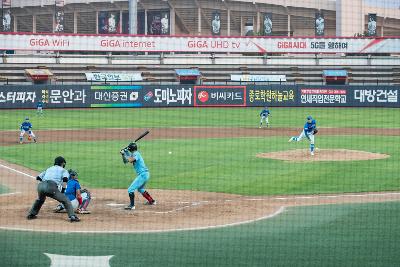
134, 130, 150, 142
121, 130, 150, 151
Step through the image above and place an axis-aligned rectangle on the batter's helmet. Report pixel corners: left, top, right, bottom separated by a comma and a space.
127, 142, 137, 152
68, 169, 78, 178
54, 156, 66, 166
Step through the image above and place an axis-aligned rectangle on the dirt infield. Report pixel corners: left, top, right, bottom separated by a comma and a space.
1, 159, 400, 233
0, 127, 399, 233
1, 127, 400, 146
257, 149, 390, 162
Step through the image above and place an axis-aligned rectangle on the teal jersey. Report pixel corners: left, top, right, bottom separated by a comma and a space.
130, 151, 149, 175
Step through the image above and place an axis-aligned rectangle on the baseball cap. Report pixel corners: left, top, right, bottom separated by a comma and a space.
307, 115, 312, 120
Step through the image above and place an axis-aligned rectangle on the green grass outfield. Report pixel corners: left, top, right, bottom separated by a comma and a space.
0, 135, 399, 195
1, 107, 399, 266
1, 107, 400, 130
1, 201, 399, 267
1, 107, 399, 195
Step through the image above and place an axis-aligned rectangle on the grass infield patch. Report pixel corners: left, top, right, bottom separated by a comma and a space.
0, 136, 398, 195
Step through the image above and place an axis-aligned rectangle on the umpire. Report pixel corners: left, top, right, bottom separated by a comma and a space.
27, 156, 80, 222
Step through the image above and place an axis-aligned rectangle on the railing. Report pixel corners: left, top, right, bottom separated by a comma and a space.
2, 52, 400, 66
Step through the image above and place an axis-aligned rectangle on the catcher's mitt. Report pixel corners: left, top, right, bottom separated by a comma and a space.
313, 129, 318, 135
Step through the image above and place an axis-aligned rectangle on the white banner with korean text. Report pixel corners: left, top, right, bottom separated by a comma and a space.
85, 72, 143, 82
1, 33, 400, 54
231, 74, 286, 82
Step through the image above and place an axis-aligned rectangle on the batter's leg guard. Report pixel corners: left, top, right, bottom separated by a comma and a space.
142, 191, 155, 205
128, 192, 135, 207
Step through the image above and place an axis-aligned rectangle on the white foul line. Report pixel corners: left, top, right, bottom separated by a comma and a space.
0, 206, 287, 234
0, 163, 35, 179
0, 192, 21, 197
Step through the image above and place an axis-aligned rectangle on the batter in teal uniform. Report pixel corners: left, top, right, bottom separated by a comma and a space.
120, 142, 156, 210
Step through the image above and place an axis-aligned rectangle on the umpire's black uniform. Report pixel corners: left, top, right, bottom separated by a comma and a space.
27, 156, 80, 222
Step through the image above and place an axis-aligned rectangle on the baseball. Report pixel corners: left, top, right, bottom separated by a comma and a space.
168, 151, 172, 154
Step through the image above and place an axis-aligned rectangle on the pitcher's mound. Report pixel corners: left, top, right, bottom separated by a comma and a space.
257, 149, 389, 162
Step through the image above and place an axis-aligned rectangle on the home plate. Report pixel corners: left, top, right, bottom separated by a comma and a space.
106, 203, 125, 207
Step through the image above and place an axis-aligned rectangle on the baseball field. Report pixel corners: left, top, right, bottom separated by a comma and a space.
0, 107, 399, 266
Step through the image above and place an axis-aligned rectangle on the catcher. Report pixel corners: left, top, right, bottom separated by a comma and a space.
288, 115, 318, 156
120, 142, 156, 210
54, 169, 91, 214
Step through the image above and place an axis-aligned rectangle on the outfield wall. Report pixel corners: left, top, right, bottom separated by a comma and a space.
0, 85, 398, 108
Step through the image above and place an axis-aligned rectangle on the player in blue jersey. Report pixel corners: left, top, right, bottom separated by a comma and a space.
288, 115, 318, 156
36, 101, 44, 115
259, 106, 271, 128
19, 117, 37, 144
120, 142, 156, 210
54, 169, 91, 214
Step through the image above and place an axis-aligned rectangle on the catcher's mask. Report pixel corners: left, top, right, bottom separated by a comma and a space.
127, 142, 138, 152
54, 156, 66, 167
68, 169, 78, 178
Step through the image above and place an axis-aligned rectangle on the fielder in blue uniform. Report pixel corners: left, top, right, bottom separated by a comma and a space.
289, 115, 318, 156
19, 117, 37, 144
120, 142, 156, 210
36, 101, 44, 115
259, 107, 271, 128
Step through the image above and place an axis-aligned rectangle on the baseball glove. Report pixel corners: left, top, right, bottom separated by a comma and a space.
28, 136, 32, 141
313, 129, 318, 135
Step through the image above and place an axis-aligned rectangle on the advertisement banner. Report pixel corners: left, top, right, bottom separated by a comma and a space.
99, 11, 121, 34
0, 87, 38, 108
141, 86, 193, 107
247, 85, 297, 106
194, 86, 246, 107
315, 12, 325, 36
122, 11, 145, 34
211, 11, 221, 36
231, 74, 286, 82
353, 87, 398, 107
2, 0, 12, 32
85, 72, 143, 82
54, 0, 64, 33
367, 13, 377, 37
263, 13, 272, 36
244, 19, 254, 36
147, 10, 170, 35
91, 85, 142, 107
1, 33, 400, 54
0, 85, 399, 109
300, 87, 347, 105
